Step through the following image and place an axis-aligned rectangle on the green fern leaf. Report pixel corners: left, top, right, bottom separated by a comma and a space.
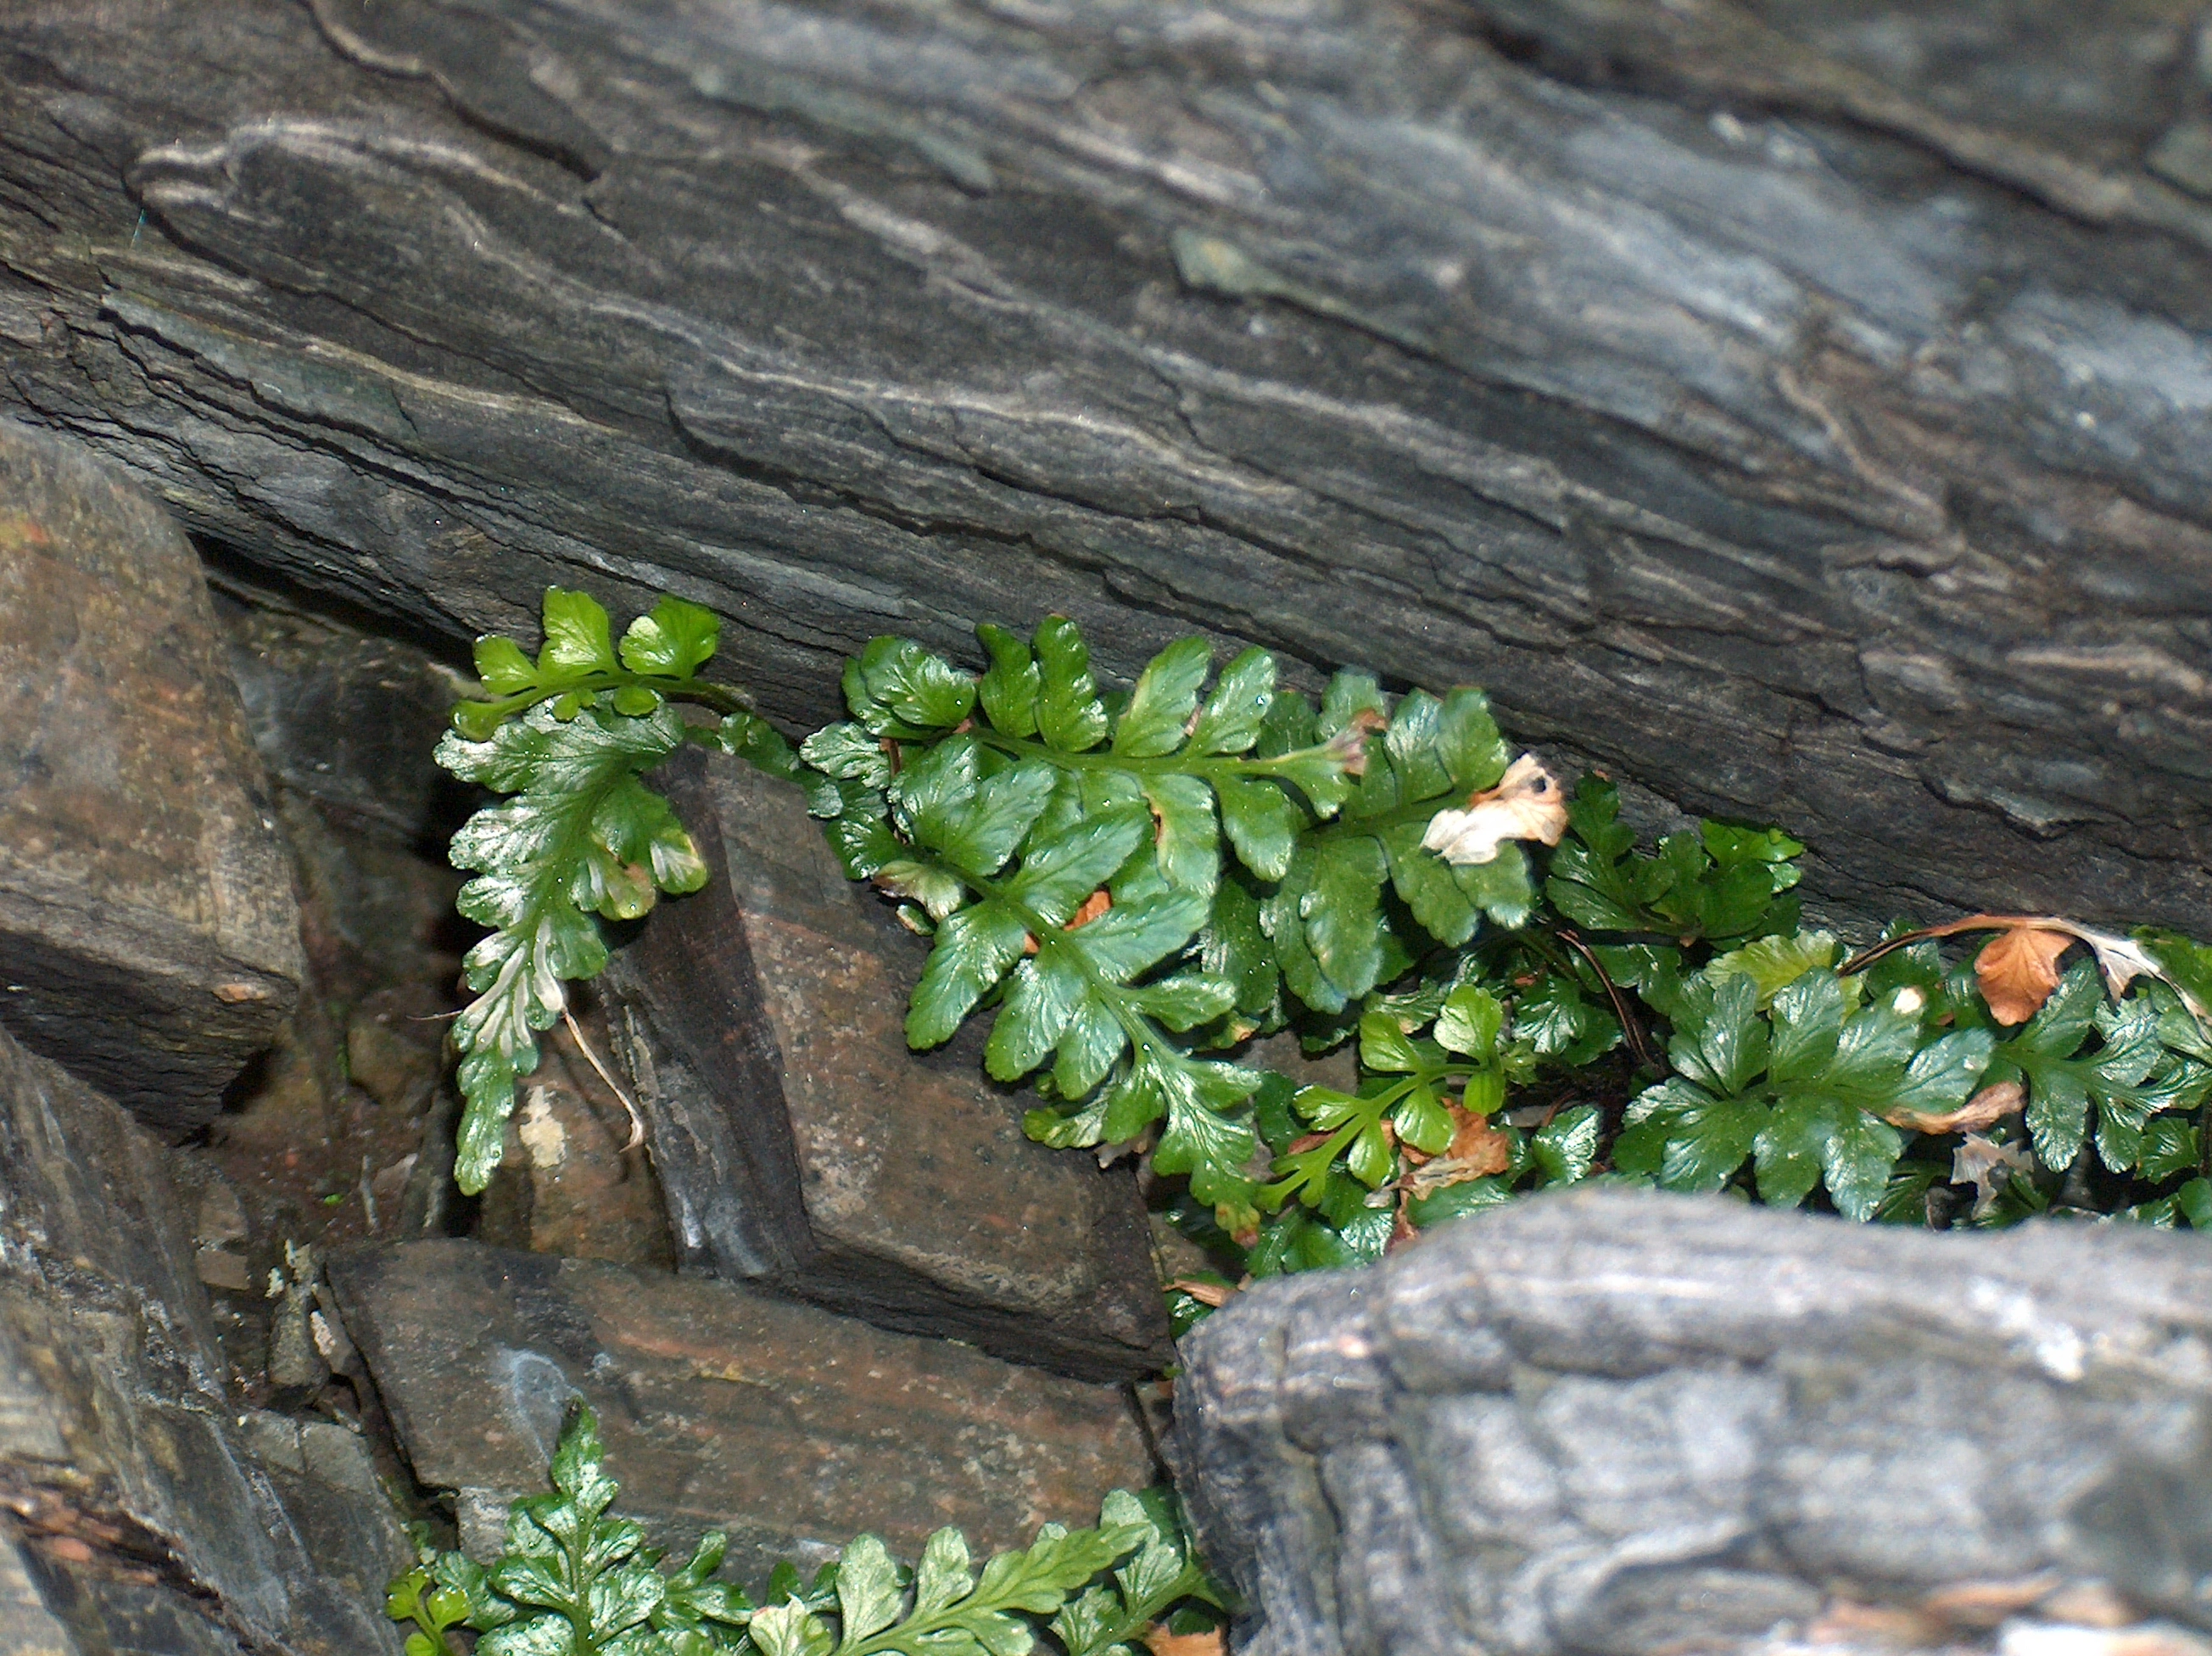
438, 591, 785, 1194
440, 700, 706, 1193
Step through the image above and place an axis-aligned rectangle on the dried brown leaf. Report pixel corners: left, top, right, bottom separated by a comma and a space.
1894, 914, 2209, 1036
1164, 1278, 1237, 1308
1446, 1108, 1513, 1172
1402, 1106, 1513, 1194
1146, 1630, 1226, 1656
1975, 925, 2076, 1025
1421, 753, 1569, 867
1884, 1079, 2025, 1135
1388, 1194, 1421, 1250
1952, 1133, 2035, 1219
1022, 888, 1111, 955
1327, 708, 1391, 777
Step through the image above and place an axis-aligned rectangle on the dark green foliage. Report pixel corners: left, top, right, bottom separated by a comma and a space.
441, 590, 2212, 1313
1547, 776, 1801, 946
1613, 968, 1993, 1220
1260, 681, 1532, 1013
386, 1403, 754, 1655
436, 590, 794, 1193
1049, 1490, 1224, 1656
806, 624, 1415, 1223
1985, 964, 2209, 1176
1265, 991, 1510, 1211
386, 1405, 1221, 1656
796, 620, 1575, 1227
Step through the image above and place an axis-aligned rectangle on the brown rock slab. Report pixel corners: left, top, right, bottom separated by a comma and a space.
475, 1006, 677, 1271
600, 751, 1172, 1382
0, 417, 302, 1133
329, 1238, 1158, 1581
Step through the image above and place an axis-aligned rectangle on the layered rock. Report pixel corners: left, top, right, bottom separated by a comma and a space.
0, 417, 303, 1133
1175, 1189, 2212, 1656
0, 1017, 407, 1655
2, 1, 2209, 940
327, 1237, 1158, 1582
602, 751, 1171, 1382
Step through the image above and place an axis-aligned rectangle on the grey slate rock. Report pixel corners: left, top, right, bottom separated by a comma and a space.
0, 1018, 408, 1655
216, 596, 461, 847
1172, 1189, 2212, 1656
326, 1237, 1159, 1586
600, 750, 1171, 1382
0, 417, 303, 1134
3, 3, 2211, 945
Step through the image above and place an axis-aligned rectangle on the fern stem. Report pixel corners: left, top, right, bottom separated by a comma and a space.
464, 671, 752, 724
966, 727, 1348, 787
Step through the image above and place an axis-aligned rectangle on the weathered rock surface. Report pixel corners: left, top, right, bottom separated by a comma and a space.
603, 752, 1170, 1381
0, 417, 303, 1134
1174, 1189, 2212, 1656
2, 2, 2210, 940
476, 1003, 676, 1270
218, 592, 463, 850
0, 1017, 408, 1655
204, 596, 477, 1289
327, 1237, 1157, 1583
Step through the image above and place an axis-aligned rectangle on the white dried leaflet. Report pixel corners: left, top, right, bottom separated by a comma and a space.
1421, 753, 1570, 866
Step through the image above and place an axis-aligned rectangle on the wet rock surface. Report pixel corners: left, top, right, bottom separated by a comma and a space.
604, 751, 1171, 1382
0, 1017, 407, 1655
327, 1238, 1159, 1584
1174, 1189, 2212, 1656
0, 416, 302, 1134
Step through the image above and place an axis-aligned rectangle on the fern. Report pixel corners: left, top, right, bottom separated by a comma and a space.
1258, 677, 1534, 1014
386, 1404, 1221, 1656
438, 586, 2212, 1287
435, 590, 792, 1192
802, 624, 1392, 1223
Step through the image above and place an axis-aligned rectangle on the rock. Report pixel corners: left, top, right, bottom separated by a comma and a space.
265, 1277, 332, 1401
0, 1017, 409, 1654
327, 1237, 1158, 1585
1173, 1189, 2212, 1656
160, 1150, 258, 1295
193, 598, 473, 1293
0, 1530, 82, 1656
217, 596, 461, 848
601, 751, 1171, 1382
6, 4, 2212, 942
473, 1004, 675, 1270
0, 417, 302, 1134
2004, 1624, 2212, 1656
346, 985, 466, 1242
344, 987, 447, 1119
